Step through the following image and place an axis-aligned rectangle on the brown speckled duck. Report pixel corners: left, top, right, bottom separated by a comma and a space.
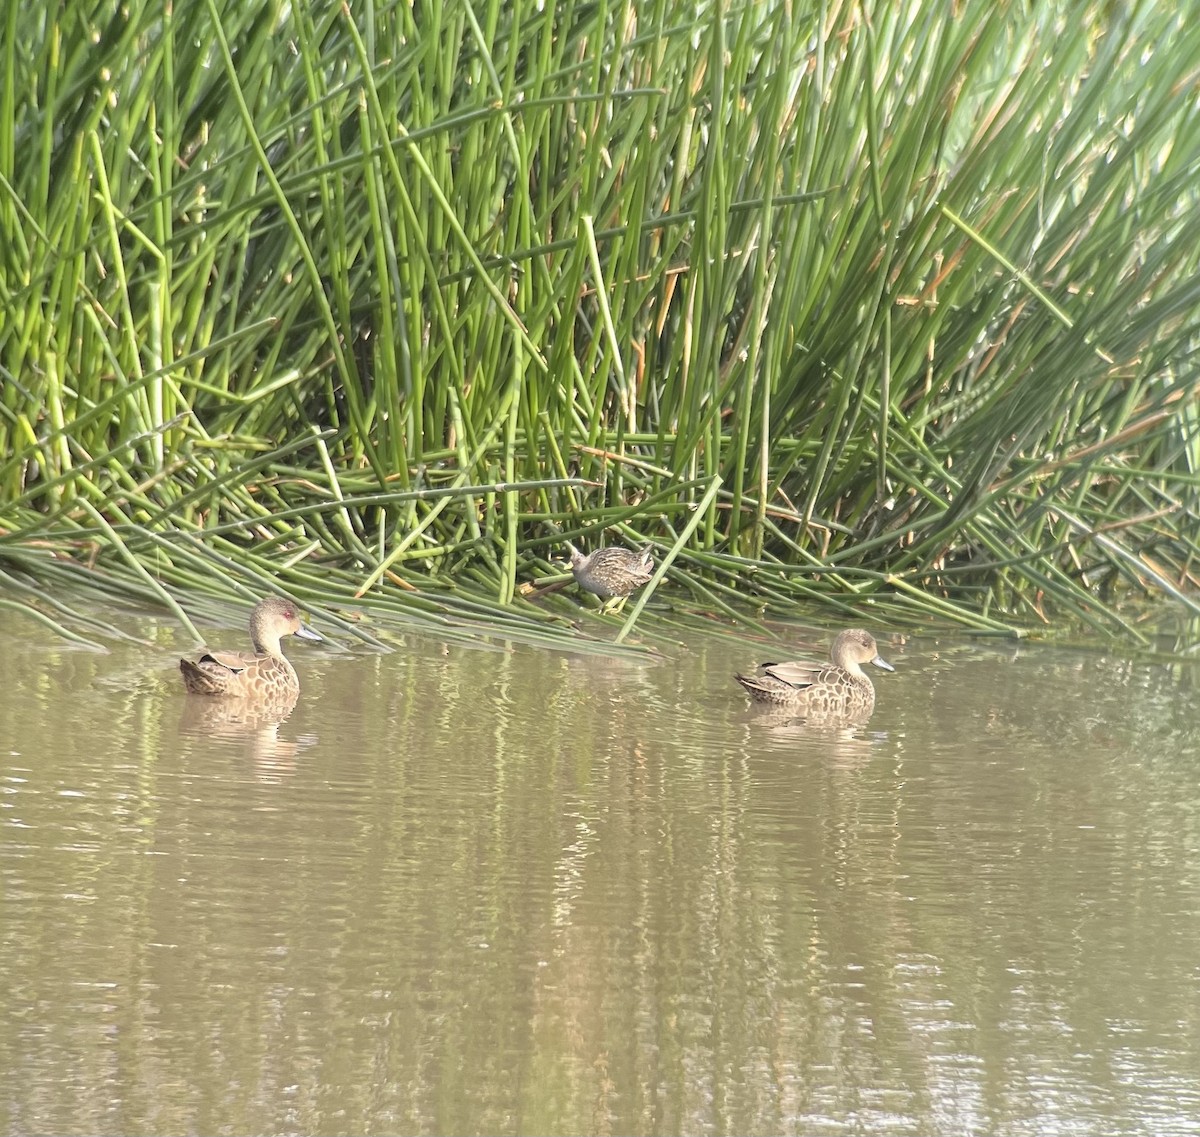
179, 597, 323, 699
569, 544, 655, 613
736, 628, 894, 720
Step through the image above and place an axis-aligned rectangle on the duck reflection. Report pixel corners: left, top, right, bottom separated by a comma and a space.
178, 692, 315, 780
747, 704, 880, 768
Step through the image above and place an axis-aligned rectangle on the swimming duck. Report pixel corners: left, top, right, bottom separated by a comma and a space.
735, 628, 893, 719
179, 597, 323, 698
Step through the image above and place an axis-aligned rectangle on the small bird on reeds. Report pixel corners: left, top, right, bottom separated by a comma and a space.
568, 543, 655, 614
179, 597, 323, 699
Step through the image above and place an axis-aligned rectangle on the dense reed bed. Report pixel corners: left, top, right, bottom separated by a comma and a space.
2, 1, 1200, 648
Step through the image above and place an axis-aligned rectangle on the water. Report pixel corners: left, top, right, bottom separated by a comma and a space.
2, 603, 1199, 1136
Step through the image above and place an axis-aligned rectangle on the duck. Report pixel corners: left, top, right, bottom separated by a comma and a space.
569, 544, 655, 613
735, 628, 893, 720
179, 597, 323, 698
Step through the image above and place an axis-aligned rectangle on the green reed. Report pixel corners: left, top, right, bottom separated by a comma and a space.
3, 1, 1200, 650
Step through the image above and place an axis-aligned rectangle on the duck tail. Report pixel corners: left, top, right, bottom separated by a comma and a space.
179, 658, 223, 695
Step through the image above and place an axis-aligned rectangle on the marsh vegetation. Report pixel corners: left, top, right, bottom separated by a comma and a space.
3, 2, 1199, 647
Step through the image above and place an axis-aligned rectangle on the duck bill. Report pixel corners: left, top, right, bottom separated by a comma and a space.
294, 624, 324, 642
871, 654, 894, 672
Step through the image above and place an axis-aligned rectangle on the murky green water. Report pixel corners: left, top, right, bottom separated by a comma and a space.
2, 601, 1200, 1136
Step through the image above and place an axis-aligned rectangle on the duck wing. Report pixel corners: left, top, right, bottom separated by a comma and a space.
196, 648, 259, 674
759, 659, 828, 691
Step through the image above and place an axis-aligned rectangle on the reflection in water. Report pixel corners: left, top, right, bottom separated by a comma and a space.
743, 706, 881, 768
176, 692, 315, 780
2, 611, 1200, 1135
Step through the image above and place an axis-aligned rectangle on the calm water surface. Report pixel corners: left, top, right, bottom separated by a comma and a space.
2, 602, 1199, 1136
